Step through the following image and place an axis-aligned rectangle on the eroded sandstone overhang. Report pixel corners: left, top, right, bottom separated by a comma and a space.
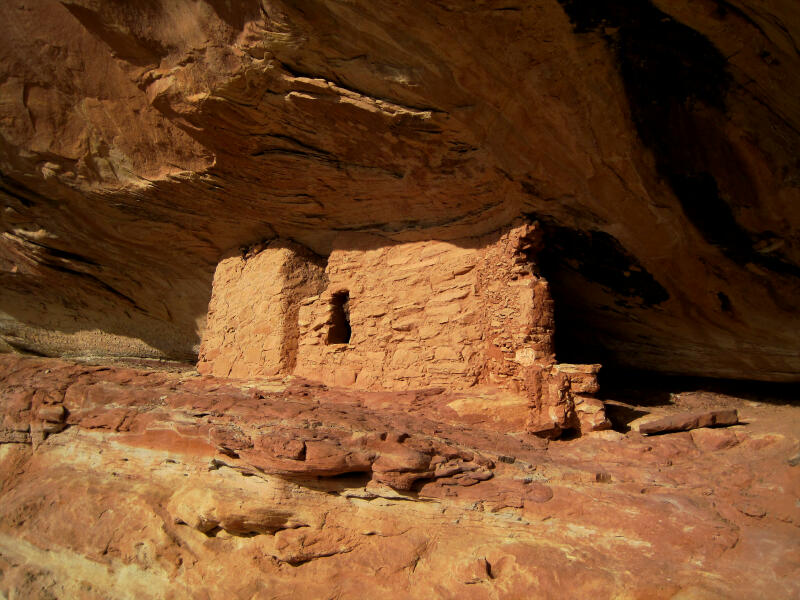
199, 221, 609, 437
0, 0, 799, 381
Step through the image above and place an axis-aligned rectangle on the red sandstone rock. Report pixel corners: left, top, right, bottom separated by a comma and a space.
196, 222, 606, 438
0, 356, 797, 598
0, 1, 798, 383
639, 409, 740, 435
0, 3, 799, 596
691, 428, 740, 452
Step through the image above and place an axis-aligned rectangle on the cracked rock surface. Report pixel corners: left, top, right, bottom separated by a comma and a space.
1, 355, 799, 598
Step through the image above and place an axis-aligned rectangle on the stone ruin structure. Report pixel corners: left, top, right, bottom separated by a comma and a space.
198, 220, 610, 438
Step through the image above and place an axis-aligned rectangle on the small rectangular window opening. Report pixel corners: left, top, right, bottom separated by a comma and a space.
326, 291, 351, 344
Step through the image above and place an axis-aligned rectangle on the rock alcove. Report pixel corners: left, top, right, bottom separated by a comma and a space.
0, 0, 799, 597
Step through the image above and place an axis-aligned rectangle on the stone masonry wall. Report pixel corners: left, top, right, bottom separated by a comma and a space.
197, 241, 326, 379
199, 222, 609, 437
294, 222, 553, 391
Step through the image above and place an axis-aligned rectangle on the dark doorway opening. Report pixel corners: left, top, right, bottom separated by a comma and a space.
327, 291, 351, 344
529, 217, 669, 367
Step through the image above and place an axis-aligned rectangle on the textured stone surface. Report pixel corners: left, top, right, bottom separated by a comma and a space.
0, 0, 798, 380
197, 240, 326, 378
295, 222, 560, 391
639, 408, 740, 435
1, 3, 799, 597
1, 355, 799, 598
196, 221, 606, 436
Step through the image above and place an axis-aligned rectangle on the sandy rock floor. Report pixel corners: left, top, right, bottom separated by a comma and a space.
0, 356, 798, 599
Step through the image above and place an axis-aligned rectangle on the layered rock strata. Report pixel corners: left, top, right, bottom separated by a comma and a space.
1, 355, 798, 598
0, 0, 799, 380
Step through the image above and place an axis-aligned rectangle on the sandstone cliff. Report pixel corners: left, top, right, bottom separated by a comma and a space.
1, 0, 799, 380
1, 355, 798, 598
1, 1, 799, 598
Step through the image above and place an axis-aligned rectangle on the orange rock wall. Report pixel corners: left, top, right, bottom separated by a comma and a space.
2, 0, 800, 382
294, 222, 554, 392
3, 356, 799, 599
197, 241, 326, 379
198, 222, 608, 436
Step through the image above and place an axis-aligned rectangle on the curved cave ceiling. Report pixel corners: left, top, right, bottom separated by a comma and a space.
0, 0, 798, 381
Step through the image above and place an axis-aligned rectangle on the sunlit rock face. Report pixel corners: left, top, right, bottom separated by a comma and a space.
1, 4, 800, 597
1, 0, 799, 380
197, 222, 609, 438
1, 355, 799, 598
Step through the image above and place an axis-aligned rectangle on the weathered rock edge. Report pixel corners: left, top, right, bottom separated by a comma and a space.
0, 355, 798, 598
1, 0, 799, 380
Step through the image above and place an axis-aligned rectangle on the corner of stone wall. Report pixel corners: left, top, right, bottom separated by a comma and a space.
198, 224, 611, 440
197, 239, 327, 379
523, 363, 610, 438
502, 219, 611, 439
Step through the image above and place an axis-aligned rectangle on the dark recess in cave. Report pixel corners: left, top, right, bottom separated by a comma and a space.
597, 367, 800, 432
532, 217, 668, 365
556, 0, 800, 278
327, 291, 352, 345
535, 222, 669, 307
597, 367, 800, 408
717, 291, 733, 313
